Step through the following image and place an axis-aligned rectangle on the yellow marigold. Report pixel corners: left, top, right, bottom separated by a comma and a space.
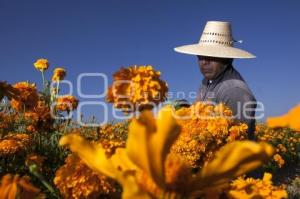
273, 154, 285, 168
52, 67, 66, 81
0, 133, 32, 157
171, 102, 248, 168
227, 172, 288, 199
10, 81, 38, 111
34, 58, 49, 72
54, 154, 117, 199
56, 95, 79, 112
0, 174, 44, 199
106, 65, 168, 113
228, 123, 248, 142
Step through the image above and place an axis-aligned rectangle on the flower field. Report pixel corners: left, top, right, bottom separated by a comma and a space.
0, 59, 299, 199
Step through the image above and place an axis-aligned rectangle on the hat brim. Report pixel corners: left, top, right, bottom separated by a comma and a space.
174, 44, 255, 59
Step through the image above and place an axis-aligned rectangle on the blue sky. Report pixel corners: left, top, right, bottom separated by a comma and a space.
1, 0, 300, 123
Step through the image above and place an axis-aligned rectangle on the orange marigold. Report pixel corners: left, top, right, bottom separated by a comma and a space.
0, 174, 44, 199
24, 100, 54, 132
52, 67, 66, 81
0, 133, 32, 157
273, 154, 285, 168
106, 65, 168, 113
171, 102, 248, 168
54, 154, 117, 199
10, 81, 38, 111
56, 95, 79, 112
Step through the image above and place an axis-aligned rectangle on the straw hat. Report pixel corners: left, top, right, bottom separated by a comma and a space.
174, 21, 255, 58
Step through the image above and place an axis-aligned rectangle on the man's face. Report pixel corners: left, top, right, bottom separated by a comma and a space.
197, 56, 227, 80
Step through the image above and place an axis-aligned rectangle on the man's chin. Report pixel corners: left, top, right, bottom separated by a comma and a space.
204, 74, 214, 79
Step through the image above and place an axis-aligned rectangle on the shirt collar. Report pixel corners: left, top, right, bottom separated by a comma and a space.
202, 64, 232, 86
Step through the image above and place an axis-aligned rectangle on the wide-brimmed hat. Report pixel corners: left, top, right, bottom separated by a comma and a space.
174, 21, 255, 59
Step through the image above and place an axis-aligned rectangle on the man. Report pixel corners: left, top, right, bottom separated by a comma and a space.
174, 21, 257, 140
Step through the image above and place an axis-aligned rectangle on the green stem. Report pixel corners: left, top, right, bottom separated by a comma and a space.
42, 71, 45, 91
29, 165, 60, 198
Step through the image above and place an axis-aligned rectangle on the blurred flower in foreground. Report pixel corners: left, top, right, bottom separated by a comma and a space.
52, 67, 66, 82
227, 172, 287, 199
0, 174, 44, 199
34, 58, 49, 72
267, 104, 300, 131
55, 95, 79, 112
10, 81, 38, 111
106, 65, 168, 113
59, 106, 274, 198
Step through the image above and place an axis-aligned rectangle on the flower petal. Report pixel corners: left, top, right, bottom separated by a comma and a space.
59, 134, 117, 178
266, 104, 300, 131
189, 141, 274, 193
126, 106, 181, 188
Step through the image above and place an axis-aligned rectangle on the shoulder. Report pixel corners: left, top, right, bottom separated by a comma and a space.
218, 79, 250, 92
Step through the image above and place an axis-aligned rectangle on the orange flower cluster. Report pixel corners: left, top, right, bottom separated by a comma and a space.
0, 133, 32, 157
24, 100, 54, 132
0, 174, 44, 199
56, 95, 79, 112
54, 154, 117, 199
52, 67, 66, 81
171, 102, 248, 168
255, 124, 300, 167
10, 81, 38, 111
106, 65, 168, 113
227, 173, 287, 199
98, 121, 129, 141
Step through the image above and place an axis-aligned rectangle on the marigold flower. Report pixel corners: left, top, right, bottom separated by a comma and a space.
106, 65, 168, 113
24, 100, 54, 132
171, 102, 248, 167
55, 95, 79, 112
54, 154, 117, 199
227, 172, 288, 199
52, 67, 66, 81
10, 81, 38, 111
34, 58, 49, 72
273, 154, 285, 168
0, 133, 32, 157
0, 174, 44, 199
